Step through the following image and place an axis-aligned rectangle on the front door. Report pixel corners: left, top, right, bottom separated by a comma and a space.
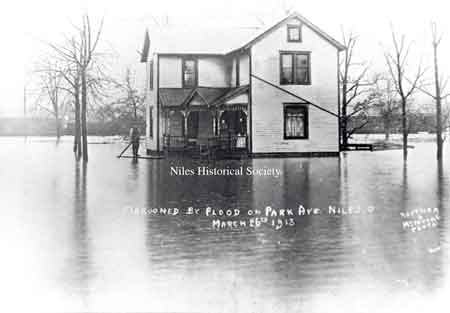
187, 112, 199, 139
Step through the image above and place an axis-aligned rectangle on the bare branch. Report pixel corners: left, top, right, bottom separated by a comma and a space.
347, 120, 369, 138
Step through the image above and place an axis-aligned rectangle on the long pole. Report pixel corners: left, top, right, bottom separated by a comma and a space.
117, 142, 132, 158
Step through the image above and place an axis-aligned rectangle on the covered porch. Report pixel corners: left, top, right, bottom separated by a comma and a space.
160, 86, 250, 157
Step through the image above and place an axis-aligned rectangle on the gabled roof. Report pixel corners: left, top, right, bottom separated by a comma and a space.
159, 87, 230, 108
145, 27, 260, 55
230, 12, 346, 53
159, 86, 249, 108
212, 85, 250, 106
141, 11, 344, 60
195, 87, 230, 105
159, 88, 193, 107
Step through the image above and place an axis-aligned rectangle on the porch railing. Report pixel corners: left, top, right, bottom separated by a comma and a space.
162, 133, 247, 156
162, 135, 188, 151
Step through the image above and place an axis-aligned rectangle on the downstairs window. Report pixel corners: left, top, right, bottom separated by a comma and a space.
284, 105, 309, 139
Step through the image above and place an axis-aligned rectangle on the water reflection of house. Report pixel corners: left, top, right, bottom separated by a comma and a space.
140, 12, 344, 157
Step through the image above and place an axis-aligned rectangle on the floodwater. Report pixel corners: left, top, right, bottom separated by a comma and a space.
0, 137, 449, 313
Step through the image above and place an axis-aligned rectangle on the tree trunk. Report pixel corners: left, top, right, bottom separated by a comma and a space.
436, 100, 443, 160
341, 83, 348, 148
81, 69, 88, 162
384, 118, 391, 141
401, 99, 408, 160
342, 117, 348, 147
385, 81, 392, 142
55, 116, 61, 139
55, 91, 60, 140
433, 42, 443, 160
74, 81, 82, 159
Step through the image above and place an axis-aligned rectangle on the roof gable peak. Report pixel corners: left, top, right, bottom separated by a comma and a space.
228, 11, 345, 54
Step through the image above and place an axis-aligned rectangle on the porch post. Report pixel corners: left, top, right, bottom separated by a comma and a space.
212, 111, 217, 136
164, 111, 169, 150
183, 111, 188, 138
245, 108, 250, 152
166, 110, 170, 135
218, 110, 224, 135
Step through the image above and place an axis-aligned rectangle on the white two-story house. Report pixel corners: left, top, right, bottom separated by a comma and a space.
140, 12, 345, 157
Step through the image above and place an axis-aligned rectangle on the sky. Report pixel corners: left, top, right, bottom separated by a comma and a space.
1, 0, 449, 116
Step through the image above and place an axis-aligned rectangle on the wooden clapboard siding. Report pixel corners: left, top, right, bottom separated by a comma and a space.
230, 53, 250, 87
250, 16, 339, 153
144, 14, 342, 155
159, 55, 229, 88
239, 54, 250, 86
198, 57, 229, 87
147, 54, 231, 153
159, 56, 182, 88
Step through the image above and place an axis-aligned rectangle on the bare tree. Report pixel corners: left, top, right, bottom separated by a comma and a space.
371, 76, 401, 140
34, 61, 71, 140
431, 23, 445, 160
115, 68, 145, 121
39, 51, 83, 158
384, 25, 426, 160
339, 29, 377, 147
413, 22, 449, 161
48, 14, 104, 162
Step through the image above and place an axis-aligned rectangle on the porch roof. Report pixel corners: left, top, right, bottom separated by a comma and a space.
212, 85, 249, 107
159, 85, 249, 109
159, 88, 193, 108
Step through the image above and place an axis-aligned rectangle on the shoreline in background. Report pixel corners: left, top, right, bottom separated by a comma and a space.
0, 133, 445, 143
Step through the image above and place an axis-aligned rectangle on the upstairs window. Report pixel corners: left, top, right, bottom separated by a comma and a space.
280, 52, 311, 85
287, 24, 302, 42
182, 58, 197, 88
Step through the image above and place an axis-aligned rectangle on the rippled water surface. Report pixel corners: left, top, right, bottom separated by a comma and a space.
0, 137, 449, 313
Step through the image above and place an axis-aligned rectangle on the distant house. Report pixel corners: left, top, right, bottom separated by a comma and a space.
140, 12, 345, 157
